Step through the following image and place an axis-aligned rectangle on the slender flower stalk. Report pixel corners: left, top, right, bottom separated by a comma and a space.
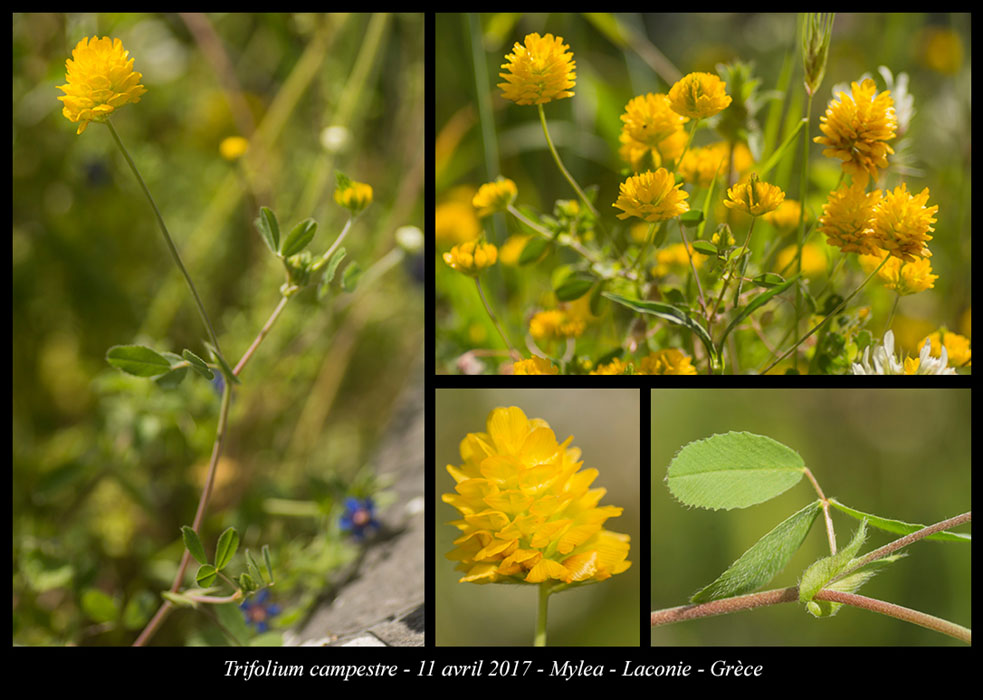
537, 103, 610, 242
106, 120, 228, 367
535, 584, 550, 647
475, 278, 518, 360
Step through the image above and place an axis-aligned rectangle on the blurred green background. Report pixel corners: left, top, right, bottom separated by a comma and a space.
651, 388, 971, 646
436, 13, 971, 373
436, 388, 641, 646
12, 12, 423, 645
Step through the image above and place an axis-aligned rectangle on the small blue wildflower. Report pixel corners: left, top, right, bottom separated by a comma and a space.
211, 372, 225, 397
339, 497, 380, 541
239, 588, 280, 633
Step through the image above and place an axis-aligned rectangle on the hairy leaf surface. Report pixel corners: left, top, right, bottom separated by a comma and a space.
799, 519, 869, 616
691, 499, 822, 603
667, 432, 806, 510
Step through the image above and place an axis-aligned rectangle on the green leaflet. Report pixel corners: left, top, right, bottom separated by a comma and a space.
691, 499, 822, 603
603, 292, 717, 365
667, 432, 806, 510
181, 525, 207, 566
830, 499, 971, 543
799, 519, 869, 617
106, 345, 172, 377
214, 527, 240, 571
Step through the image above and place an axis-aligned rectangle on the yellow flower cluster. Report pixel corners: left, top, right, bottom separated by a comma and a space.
334, 180, 373, 214
529, 309, 585, 341
820, 182, 938, 262
472, 179, 518, 218
618, 93, 689, 171
814, 78, 897, 184
512, 356, 559, 375
667, 72, 732, 120
590, 349, 698, 375
443, 240, 498, 277
859, 249, 937, 296
612, 168, 689, 223
443, 406, 631, 585
723, 176, 785, 217
57, 36, 147, 135
498, 33, 576, 106
676, 142, 753, 188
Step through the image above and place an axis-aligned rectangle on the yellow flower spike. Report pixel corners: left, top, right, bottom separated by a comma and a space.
723, 174, 785, 216
612, 168, 689, 223
442, 406, 630, 586
472, 178, 517, 218
814, 78, 897, 184
442, 239, 498, 277
667, 72, 732, 120
57, 36, 147, 135
498, 33, 576, 106
867, 183, 938, 263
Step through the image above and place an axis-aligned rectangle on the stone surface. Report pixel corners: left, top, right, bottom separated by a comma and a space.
288, 370, 424, 647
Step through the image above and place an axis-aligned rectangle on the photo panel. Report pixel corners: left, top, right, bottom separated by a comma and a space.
650, 388, 971, 646
435, 388, 641, 646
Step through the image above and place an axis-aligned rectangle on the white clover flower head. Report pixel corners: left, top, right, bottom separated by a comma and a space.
852, 330, 905, 375
912, 339, 958, 375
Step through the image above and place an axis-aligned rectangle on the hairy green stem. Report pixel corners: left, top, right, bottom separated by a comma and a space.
106, 120, 227, 366
803, 468, 837, 555
710, 216, 757, 323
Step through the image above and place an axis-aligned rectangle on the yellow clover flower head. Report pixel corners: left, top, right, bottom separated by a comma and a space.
723, 174, 785, 217
618, 93, 689, 171
512, 356, 559, 375
219, 135, 249, 161
472, 178, 518, 218
814, 78, 897, 184
612, 168, 689, 223
639, 349, 699, 375
443, 406, 631, 585
529, 309, 585, 342
818, 181, 882, 255
667, 72, 732, 120
442, 239, 498, 277
334, 175, 373, 215
867, 183, 938, 262
498, 33, 576, 106
57, 36, 148, 135
859, 249, 938, 296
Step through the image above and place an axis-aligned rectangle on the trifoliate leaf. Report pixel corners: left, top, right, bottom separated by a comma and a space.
667, 432, 806, 510
691, 499, 822, 603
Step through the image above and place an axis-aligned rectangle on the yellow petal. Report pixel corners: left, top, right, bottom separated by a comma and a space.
524, 558, 570, 583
